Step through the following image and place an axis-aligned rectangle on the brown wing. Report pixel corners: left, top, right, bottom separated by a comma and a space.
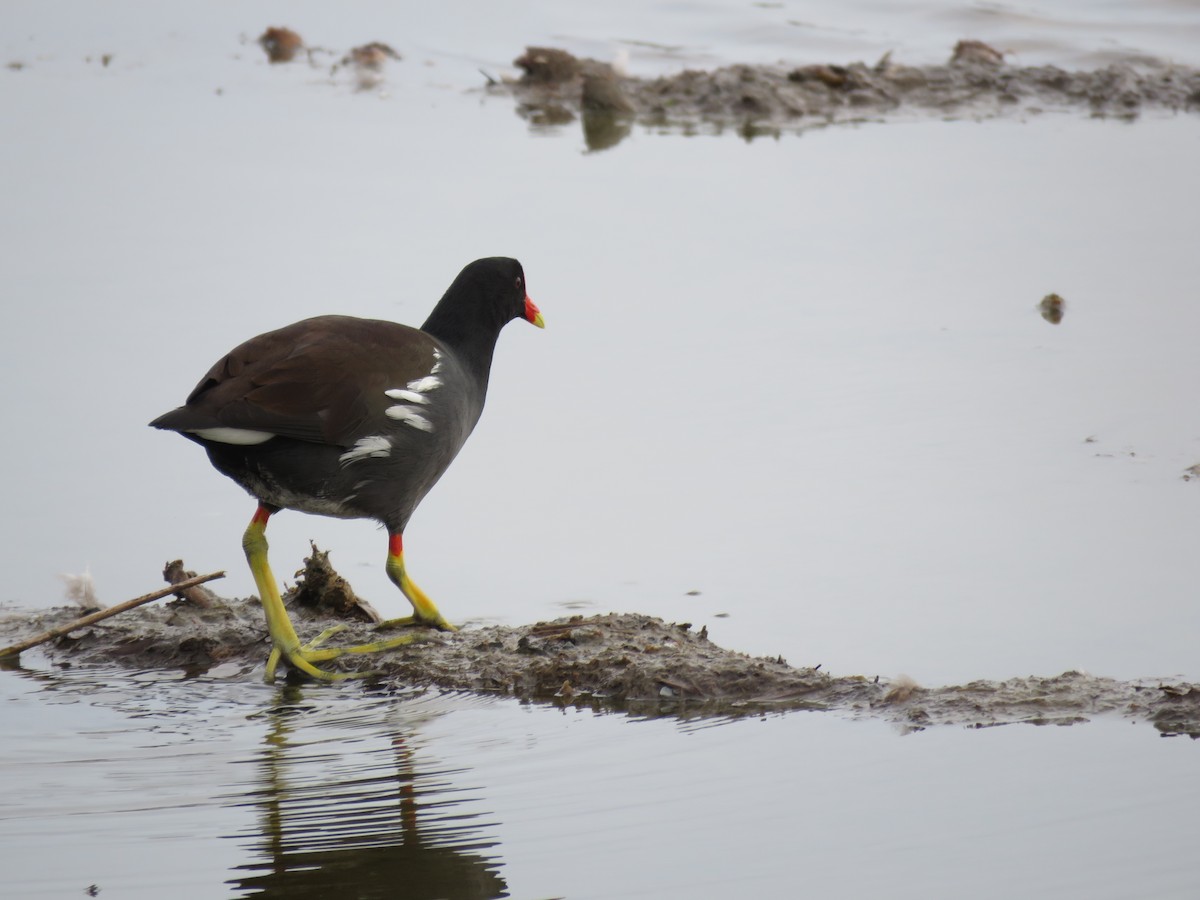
160, 315, 440, 446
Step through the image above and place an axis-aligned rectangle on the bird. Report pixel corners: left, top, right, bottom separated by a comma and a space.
150, 257, 544, 681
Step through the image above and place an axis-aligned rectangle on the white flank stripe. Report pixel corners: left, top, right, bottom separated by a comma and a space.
431, 349, 443, 374
385, 406, 433, 431
406, 375, 442, 393
339, 435, 392, 465
190, 427, 274, 445
384, 388, 429, 405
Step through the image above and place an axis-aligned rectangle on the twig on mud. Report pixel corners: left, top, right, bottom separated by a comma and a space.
0, 570, 225, 659
163, 559, 221, 608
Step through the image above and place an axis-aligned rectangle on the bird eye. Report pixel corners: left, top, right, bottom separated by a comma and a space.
515, 276, 523, 291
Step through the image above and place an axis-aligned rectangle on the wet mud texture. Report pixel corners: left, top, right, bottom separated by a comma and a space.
500, 42, 1200, 147
3, 553, 1198, 736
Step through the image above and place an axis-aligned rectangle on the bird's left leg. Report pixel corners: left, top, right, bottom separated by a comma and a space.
377, 533, 457, 632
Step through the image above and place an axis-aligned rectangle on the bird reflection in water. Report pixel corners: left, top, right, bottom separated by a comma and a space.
226, 688, 509, 899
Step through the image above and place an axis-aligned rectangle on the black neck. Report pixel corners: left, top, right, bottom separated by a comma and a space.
422, 307, 505, 392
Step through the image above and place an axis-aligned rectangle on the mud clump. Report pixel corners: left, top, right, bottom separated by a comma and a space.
497, 41, 1200, 146
514, 47, 587, 84
2, 553, 1197, 736
421, 616, 842, 712
285, 544, 382, 623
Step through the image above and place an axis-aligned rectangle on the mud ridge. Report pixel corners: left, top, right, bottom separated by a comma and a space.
496, 41, 1200, 146
3, 552, 1197, 735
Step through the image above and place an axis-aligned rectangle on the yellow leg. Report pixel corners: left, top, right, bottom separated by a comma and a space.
377, 533, 457, 632
242, 506, 420, 682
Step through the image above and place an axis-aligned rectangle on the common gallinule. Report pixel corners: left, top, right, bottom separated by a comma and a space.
151, 257, 544, 681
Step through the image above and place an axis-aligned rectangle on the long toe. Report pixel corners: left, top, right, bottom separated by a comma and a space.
375, 613, 457, 633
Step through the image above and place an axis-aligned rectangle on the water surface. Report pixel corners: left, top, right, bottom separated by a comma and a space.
4, 664, 1198, 899
2, 2, 1199, 897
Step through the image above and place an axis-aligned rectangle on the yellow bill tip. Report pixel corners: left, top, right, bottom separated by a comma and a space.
525, 295, 545, 329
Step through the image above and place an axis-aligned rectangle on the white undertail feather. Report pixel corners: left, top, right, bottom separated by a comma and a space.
190, 427, 274, 445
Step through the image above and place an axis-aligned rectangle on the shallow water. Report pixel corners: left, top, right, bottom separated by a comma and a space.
3, 1, 1200, 897
4, 663, 1199, 899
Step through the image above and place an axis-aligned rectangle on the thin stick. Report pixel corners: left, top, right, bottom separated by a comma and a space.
0, 570, 226, 659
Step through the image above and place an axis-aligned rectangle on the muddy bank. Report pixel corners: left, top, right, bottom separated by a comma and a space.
2, 555, 1197, 736
496, 41, 1200, 147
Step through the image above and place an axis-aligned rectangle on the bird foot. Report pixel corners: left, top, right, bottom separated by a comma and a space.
265, 629, 424, 683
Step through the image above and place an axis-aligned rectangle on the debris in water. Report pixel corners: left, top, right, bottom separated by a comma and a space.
514, 47, 583, 84
495, 42, 1200, 148
1038, 292, 1066, 324
339, 42, 402, 91
581, 71, 634, 114
951, 40, 1007, 67
259, 27, 303, 64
